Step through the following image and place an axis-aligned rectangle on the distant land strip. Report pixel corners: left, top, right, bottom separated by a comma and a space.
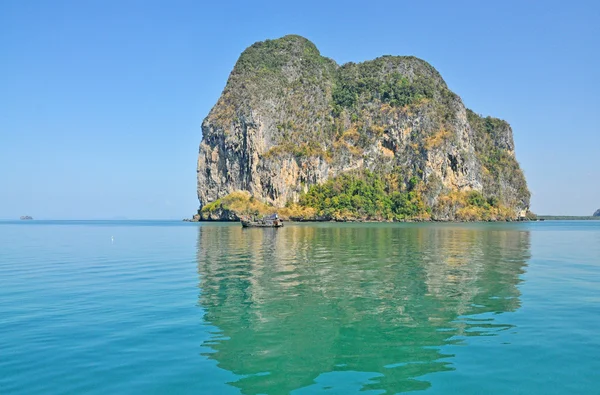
537, 216, 600, 221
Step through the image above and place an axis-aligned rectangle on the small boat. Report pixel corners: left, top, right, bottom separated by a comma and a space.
20, 216, 33, 220
241, 213, 283, 228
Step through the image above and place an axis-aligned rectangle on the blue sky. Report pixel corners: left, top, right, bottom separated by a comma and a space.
1, 0, 598, 219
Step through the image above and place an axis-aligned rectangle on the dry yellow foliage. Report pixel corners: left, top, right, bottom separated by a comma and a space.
278, 204, 317, 220
202, 191, 276, 217
424, 129, 452, 150
340, 127, 360, 145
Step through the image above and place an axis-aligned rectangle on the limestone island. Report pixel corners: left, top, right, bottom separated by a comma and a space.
594, 209, 600, 217
193, 35, 532, 222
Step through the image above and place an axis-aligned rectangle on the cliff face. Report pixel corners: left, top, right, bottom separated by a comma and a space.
594, 209, 600, 217
197, 35, 530, 220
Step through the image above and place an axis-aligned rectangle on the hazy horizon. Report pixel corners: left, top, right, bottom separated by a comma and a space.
2, 0, 599, 219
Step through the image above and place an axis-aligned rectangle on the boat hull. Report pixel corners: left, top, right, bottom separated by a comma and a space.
241, 220, 283, 228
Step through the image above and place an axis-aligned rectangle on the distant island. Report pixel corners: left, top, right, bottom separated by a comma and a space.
537, 215, 600, 221
594, 209, 600, 217
20, 216, 33, 220
194, 35, 531, 222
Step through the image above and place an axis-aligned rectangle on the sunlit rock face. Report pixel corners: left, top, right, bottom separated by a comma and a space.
197, 35, 530, 219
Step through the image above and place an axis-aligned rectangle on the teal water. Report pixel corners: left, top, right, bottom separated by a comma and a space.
1, 221, 599, 394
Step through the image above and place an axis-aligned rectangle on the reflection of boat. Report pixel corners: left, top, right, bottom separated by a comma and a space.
241, 213, 283, 228
20, 216, 33, 220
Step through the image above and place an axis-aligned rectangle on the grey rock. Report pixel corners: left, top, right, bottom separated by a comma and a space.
196, 35, 530, 219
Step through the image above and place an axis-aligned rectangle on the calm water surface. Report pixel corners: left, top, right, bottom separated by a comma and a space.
1, 220, 599, 394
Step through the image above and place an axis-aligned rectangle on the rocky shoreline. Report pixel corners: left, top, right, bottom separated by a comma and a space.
184, 213, 537, 223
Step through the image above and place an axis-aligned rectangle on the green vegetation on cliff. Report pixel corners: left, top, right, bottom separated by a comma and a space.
467, 109, 530, 209
235, 35, 335, 76
332, 59, 439, 111
297, 171, 428, 220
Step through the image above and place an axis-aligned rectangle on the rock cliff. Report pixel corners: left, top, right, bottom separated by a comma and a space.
594, 209, 600, 217
197, 35, 530, 220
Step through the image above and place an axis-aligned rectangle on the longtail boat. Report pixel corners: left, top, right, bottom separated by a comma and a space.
241, 213, 283, 228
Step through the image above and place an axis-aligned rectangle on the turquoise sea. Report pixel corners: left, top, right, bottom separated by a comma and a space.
1, 220, 599, 394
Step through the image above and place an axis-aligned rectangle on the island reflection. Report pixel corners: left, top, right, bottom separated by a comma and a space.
196, 223, 530, 394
